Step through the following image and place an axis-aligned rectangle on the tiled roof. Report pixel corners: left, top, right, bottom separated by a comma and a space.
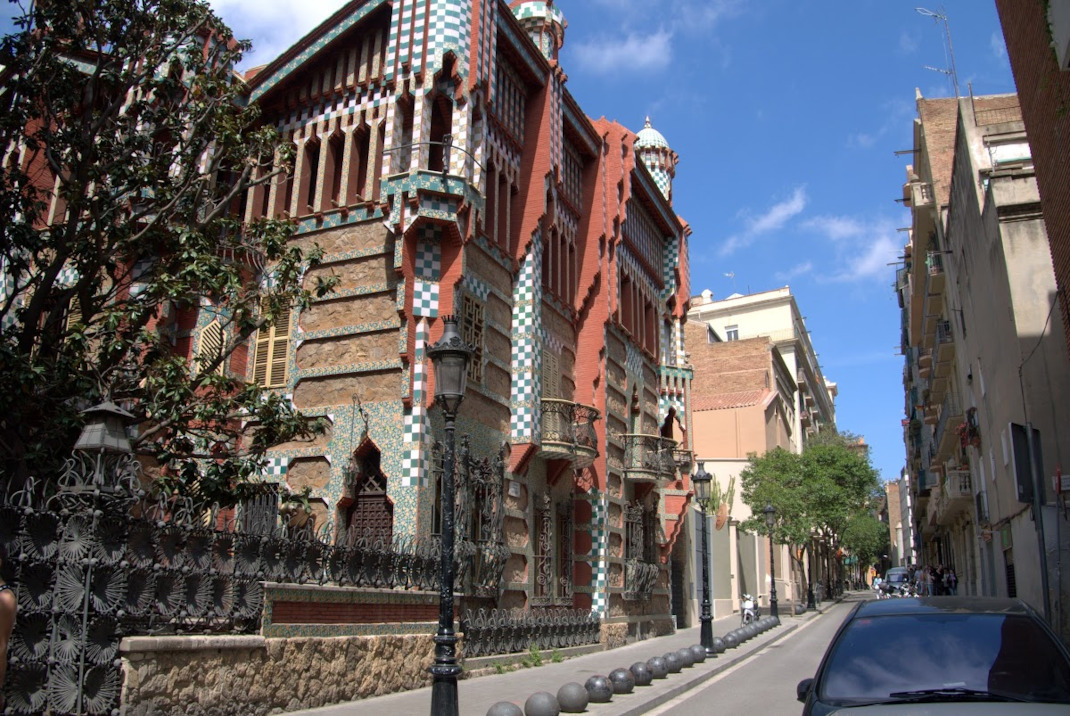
692, 389, 769, 412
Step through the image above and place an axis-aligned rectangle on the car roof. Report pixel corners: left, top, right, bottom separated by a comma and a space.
852, 596, 1034, 618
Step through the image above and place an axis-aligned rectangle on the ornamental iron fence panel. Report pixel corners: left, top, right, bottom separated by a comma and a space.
0, 434, 508, 714
459, 607, 600, 658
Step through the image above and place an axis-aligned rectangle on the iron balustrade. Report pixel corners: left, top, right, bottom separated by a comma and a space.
460, 608, 600, 658
538, 399, 600, 464
0, 436, 508, 715
620, 433, 678, 482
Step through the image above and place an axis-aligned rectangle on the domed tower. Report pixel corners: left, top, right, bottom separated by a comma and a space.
634, 117, 679, 204
510, 1, 566, 61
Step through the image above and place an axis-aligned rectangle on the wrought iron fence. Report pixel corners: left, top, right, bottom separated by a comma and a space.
460, 607, 600, 658
0, 438, 508, 714
623, 558, 660, 601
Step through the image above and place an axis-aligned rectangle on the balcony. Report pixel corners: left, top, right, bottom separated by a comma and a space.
935, 393, 964, 461
934, 320, 955, 373
926, 250, 946, 295
912, 182, 934, 208
621, 434, 678, 483
539, 399, 600, 467
944, 470, 973, 512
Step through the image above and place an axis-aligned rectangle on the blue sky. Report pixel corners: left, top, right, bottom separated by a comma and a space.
1, 1, 1017, 482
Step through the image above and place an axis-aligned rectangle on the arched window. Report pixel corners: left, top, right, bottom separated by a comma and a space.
345, 447, 393, 544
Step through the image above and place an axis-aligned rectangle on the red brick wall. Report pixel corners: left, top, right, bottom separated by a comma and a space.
271, 600, 438, 624
995, 0, 1070, 359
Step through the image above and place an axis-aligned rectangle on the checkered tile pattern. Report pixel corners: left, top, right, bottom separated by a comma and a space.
57, 265, 80, 289
416, 232, 442, 281
261, 456, 289, 479
427, 0, 471, 73
509, 238, 543, 440
461, 274, 490, 302
401, 318, 431, 487
625, 342, 643, 377
413, 280, 440, 318
588, 490, 609, 615
676, 319, 687, 366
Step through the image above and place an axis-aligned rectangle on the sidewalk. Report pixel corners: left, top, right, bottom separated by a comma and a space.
291, 598, 842, 716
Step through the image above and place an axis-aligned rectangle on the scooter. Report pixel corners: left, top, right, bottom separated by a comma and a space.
741, 593, 759, 624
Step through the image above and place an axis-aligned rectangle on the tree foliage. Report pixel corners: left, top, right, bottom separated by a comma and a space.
739, 431, 882, 561
0, 0, 336, 505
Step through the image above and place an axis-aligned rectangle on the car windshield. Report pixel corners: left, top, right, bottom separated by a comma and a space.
819, 613, 1070, 705
885, 573, 909, 583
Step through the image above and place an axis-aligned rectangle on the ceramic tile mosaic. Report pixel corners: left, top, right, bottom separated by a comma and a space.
460, 274, 490, 302
415, 232, 442, 281
413, 280, 440, 318
401, 318, 430, 488
584, 489, 609, 615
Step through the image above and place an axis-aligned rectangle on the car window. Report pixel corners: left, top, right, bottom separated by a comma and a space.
819, 614, 1070, 705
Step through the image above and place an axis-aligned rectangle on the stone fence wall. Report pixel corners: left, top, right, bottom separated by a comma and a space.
120, 633, 436, 716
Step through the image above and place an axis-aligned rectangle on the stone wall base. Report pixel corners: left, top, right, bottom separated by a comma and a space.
120, 633, 434, 716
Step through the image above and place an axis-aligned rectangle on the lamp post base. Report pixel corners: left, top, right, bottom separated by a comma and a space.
699, 614, 715, 656
429, 633, 462, 716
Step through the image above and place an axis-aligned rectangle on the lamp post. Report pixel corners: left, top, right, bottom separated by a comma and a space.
691, 463, 714, 656
764, 503, 779, 620
806, 542, 816, 610
426, 316, 473, 716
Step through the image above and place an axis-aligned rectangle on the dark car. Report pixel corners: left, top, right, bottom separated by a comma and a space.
797, 597, 1070, 715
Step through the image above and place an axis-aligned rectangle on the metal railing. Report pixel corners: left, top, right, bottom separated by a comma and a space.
620, 433, 677, 481
460, 608, 600, 658
623, 558, 660, 601
539, 399, 600, 457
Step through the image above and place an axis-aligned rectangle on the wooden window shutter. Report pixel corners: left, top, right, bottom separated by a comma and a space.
253, 302, 291, 387
541, 350, 559, 399
199, 319, 224, 375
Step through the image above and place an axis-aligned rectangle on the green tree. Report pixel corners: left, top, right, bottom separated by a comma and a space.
0, 0, 335, 505
841, 507, 889, 578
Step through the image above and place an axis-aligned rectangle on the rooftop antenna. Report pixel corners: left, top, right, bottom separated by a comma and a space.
916, 7, 959, 97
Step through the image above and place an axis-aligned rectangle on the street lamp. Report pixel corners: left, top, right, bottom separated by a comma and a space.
691, 463, 714, 656
763, 503, 779, 620
426, 315, 473, 716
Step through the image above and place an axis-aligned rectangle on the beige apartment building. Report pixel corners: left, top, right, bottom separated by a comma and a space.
679, 287, 837, 622
897, 90, 1070, 640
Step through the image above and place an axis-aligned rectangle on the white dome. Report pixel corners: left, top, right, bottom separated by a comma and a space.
634, 117, 670, 150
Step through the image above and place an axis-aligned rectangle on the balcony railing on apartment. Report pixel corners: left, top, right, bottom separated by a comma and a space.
935, 392, 963, 460
538, 398, 600, 466
620, 434, 678, 482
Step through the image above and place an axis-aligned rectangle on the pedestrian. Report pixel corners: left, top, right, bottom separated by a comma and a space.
947, 567, 958, 596
0, 544, 16, 712
920, 566, 932, 596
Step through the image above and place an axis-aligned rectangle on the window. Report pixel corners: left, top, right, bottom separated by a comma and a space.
460, 294, 484, 384
541, 350, 559, 399
725, 325, 739, 341
198, 319, 225, 375
252, 301, 291, 388
532, 493, 573, 606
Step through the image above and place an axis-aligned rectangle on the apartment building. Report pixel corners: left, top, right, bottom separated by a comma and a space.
897, 89, 1070, 638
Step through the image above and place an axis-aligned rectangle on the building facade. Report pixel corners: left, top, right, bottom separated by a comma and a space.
897, 89, 1070, 639
230, 0, 696, 639
682, 287, 836, 620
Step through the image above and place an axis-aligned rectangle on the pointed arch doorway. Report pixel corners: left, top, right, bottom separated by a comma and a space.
344, 441, 393, 544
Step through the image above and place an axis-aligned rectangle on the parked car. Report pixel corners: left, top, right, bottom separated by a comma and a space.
883, 567, 911, 588
797, 597, 1070, 715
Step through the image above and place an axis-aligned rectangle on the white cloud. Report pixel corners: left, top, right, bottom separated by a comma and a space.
208, 0, 346, 66
803, 215, 902, 282
899, 31, 919, 55
775, 261, 813, 282
719, 186, 808, 256
990, 31, 1008, 61
572, 29, 674, 74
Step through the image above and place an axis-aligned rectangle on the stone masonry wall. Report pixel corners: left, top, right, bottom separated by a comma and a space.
121, 634, 435, 716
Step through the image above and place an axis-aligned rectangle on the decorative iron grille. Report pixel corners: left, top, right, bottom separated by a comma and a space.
460, 608, 600, 658
531, 494, 573, 607
0, 436, 508, 714
623, 502, 659, 601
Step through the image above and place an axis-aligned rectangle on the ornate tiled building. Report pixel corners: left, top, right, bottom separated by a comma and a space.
220, 0, 695, 638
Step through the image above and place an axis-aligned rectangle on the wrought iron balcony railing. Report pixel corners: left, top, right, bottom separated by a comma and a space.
539, 398, 600, 466
623, 558, 660, 601
620, 433, 678, 482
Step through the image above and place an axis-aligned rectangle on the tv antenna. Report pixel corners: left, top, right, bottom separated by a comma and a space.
916, 7, 959, 97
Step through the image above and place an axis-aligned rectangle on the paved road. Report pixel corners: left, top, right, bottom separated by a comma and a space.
647, 593, 868, 715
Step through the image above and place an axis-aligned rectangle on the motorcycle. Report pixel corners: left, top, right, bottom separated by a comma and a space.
741, 593, 759, 624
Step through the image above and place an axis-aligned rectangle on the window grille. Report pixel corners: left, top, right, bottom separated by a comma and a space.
461, 294, 484, 384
